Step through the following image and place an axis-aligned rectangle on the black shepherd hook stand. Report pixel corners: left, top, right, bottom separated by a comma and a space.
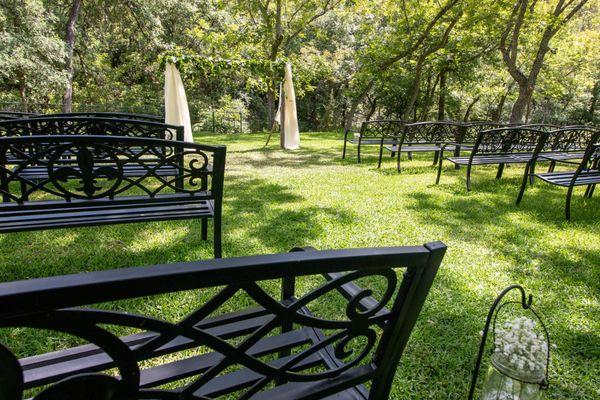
467, 285, 551, 400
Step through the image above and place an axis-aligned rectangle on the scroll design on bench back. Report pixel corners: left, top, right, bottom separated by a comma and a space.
0, 266, 405, 399
0, 136, 214, 203
360, 120, 404, 138
476, 128, 545, 154
403, 122, 463, 144
545, 127, 599, 152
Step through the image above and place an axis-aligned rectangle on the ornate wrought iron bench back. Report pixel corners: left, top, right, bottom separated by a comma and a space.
341, 120, 404, 163
0, 242, 446, 400
436, 127, 548, 190
0, 135, 226, 257
389, 121, 464, 172
0, 117, 185, 183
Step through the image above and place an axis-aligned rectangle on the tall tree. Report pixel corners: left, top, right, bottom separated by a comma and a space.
499, 0, 590, 123
237, 0, 342, 127
61, 0, 82, 112
0, 0, 66, 109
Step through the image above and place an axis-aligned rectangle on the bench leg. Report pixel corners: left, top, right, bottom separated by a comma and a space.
547, 161, 556, 173
213, 214, 222, 258
201, 217, 208, 240
454, 146, 461, 170
432, 151, 439, 166
516, 162, 531, 205
377, 143, 384, 168
466, 164, 473, 191
20, 180, 29, 201
529, 161, 537, 186
390, 151, 395, 158
496, 164, 505, 180
435, 152, 444, 185
565, 186, 575, 221
584, 184, 595, 198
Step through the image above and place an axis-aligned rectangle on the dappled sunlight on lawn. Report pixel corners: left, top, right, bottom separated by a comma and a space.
0, 132, 598, 399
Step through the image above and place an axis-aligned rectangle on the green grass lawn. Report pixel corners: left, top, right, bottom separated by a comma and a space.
0, 132, 598, 399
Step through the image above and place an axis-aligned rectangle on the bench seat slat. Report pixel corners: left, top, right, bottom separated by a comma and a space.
536, 171, 600, 186
538, 152, 585, 161
250, 364, 375, 400
193, 351, 324, 398
15, 165, 180, 180
21, 307, 273, 387
0, 193, 211, 213
0, 206, 214, 233
20, 307, 269, 370
141, 328, 313, 388
0, 200, 212, 223
387, 145, 443, 152
347, 138, 398, 145
446, 153, 534, 165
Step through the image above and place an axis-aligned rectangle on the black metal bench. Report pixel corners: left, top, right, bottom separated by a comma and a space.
383, 121, 465, 172
435, 127, 547, 191
0, 241, 446, 399
516, 129, 600, 220
0, 135, 226, 257
341, 120, 404, 163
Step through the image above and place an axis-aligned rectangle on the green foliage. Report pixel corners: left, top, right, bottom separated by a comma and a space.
0, 0, 597, 124
0, 0, 66, 106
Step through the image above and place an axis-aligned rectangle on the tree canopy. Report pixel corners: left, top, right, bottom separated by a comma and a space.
0, 0, 597, 129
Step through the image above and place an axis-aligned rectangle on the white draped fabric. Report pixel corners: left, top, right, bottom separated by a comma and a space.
280, 63, 300, 149
164, 63, 193, 142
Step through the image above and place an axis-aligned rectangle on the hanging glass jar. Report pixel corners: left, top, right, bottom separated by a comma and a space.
481, 352, 545, 400
468, 285, 551, 400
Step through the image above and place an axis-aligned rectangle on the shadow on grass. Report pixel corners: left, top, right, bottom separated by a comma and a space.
0, 174, 355, 282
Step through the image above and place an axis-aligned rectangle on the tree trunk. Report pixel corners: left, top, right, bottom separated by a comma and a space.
267, 83, 276, 131
586, 80, 599, 122
266, 0, 283, 129
19, 78, 28, 112
437, 67, 447, 120
344, 79, 375, 131
344, 97, 361, 132
510, 83, 534, 123
61, 0, 82, 113
365, 96, 378, 121
403, 55, 427, 121
463, 96, 480, 121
